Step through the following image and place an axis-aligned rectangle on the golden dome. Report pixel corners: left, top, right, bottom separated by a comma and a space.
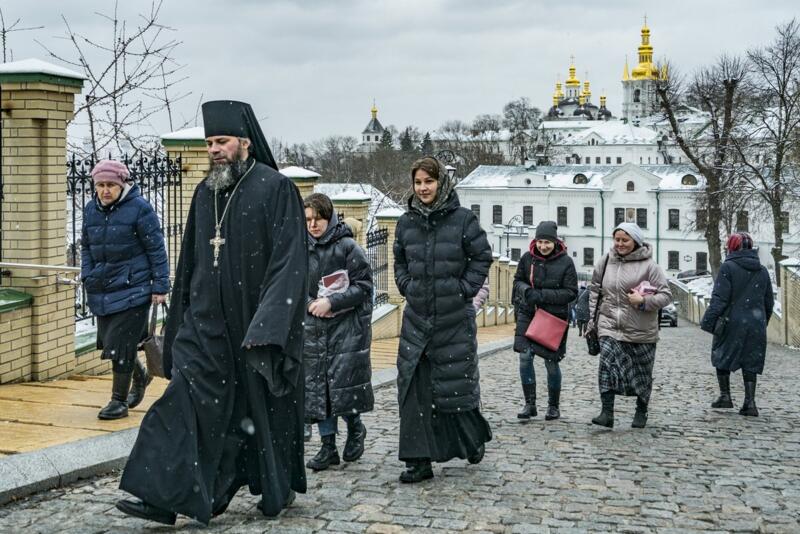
371, 102, 378, 119
565, 56, 580, 87
631, 20, 659, 80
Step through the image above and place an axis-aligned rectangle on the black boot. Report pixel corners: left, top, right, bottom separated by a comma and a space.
739, 379, 759, 417
342, 418, 366, 462
545, 387, 561, 421
116, 498, 176, 525
632, 396, 648, 428
126, 358, 152, 409
517, 383, 537, 419
399, 459, 433, 483
98, 372, 132, 420
467, 444, 485, 465
592, 391, 614, 428
712, 372, 734, 408
306, 434, 340, 471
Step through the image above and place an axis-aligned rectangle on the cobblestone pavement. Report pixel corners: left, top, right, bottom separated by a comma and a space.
2, 324, 799, 533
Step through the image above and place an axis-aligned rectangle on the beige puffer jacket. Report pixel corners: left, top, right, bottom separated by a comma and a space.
588, 244, 672, 344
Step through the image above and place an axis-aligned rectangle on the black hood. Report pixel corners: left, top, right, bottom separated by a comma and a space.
726, 248, 762, 272
310, 215, 353, 247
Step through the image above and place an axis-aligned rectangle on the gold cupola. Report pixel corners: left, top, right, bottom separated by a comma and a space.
581, 78, 592, 102
552, 78, 565, 105
371, 101, 378, 119
565, 56, 580, 88
631, 18, 659, 80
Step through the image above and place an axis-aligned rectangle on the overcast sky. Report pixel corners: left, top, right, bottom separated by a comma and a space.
4, 0, 798, 144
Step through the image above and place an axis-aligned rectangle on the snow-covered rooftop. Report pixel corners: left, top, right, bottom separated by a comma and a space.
0, 58, 85, 80
457, 164, 703, 191
314, 183, 403, 231
540, 120, 597, 130
570, 121, 658, 145
280, 166, 321, 179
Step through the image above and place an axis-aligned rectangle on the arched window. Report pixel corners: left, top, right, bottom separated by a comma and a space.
681, 174, 698, 186
573, 173, 588, 185
626, 181, 635, 192
633, 89, 641, 103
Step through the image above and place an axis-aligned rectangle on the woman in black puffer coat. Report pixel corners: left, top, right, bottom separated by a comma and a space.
513, 221, 578, 422
394, 157, 493, 484
303, 193, 374, 472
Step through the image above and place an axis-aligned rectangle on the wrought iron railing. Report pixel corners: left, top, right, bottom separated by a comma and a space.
366, 227, 389, 306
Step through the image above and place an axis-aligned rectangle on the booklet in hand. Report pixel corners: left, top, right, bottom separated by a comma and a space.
633, 280, 657, 295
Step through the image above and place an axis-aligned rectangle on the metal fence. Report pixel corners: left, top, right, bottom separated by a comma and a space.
366, 227, 389, 306
67, 152, 184, 324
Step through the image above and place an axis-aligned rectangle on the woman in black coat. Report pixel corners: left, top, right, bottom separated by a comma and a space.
701, 232, 773, 416
303, 193, 374, 471
394, 157, 493, 483
512, 221, 578, 421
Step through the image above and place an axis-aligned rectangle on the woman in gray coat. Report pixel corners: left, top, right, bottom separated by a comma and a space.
588, 223, 671, 429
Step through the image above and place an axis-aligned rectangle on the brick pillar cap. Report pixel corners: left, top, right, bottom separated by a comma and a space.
376, 208, 405, 219
0, 58, 85, 86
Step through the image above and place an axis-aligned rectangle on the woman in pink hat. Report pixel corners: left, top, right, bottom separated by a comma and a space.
81, 159, 170, 419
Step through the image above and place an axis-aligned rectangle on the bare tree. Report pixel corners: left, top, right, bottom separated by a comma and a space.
502, 97, 542, 164
730, 19, 800, 276
0, 8, 43, 63
656, 56, 749, 276
37, 1, 190, 157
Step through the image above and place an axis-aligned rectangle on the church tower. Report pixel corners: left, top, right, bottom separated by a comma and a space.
622, 19, 664, 124
358, 102, 385, 153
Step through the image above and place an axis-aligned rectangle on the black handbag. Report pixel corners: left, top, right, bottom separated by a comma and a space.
142, 303, 168, 379
712, 271, 757, 338
585, 255, 610, 356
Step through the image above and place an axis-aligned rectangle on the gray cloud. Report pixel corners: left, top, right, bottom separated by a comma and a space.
3, 0, 797, 144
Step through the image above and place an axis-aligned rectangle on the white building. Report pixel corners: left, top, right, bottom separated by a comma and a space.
356, 103, 385, 153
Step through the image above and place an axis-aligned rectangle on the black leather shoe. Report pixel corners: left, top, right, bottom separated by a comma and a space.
739, 380, 759, 416
631, 409, 648, 428
257, 490, 296, 517
592, 410, 614, 428
467, 444, 485, 465
342, 420, 366, 462
545, 387, 561, 421
306, 435, 340, 471
517, 383, 537, 419
712, 373, 734, 408
399, 461, 433, 483
98, 372, 132, 420
127, 358, 152, 409
116, 498, 176, 525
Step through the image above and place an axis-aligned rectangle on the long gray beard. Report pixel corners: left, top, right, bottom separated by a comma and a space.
207, 159, 248, 191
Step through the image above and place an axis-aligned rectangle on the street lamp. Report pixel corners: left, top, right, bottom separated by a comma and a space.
503, 215, 525, 258
435, 149, 460, 181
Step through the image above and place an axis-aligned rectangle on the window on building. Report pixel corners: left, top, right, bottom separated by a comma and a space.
471, 204, 481, 219
583, 248, 595, 267
557, 206, 568, 227
595, 156, 601, 164
511, 248, 521, 261
681, 174, 698, 186
696, 209, 708, 231
639, 156, 643, 164
585, 156, 590, 164
565, 157, 571, 164
614, 207, 625, 226
584, 207, 595, 227
636, 208, 648, 229
626, 181, 635, 192
668, 209, 680, 230
668, 251, 680, 270
647, 156, 651, 164
573, 173, 588, 184
606, 157, 611, 164
634, 89, 641, 103
616, 157, 622, 164
493, 205, 502, 225
781, 211, 790, 234
522, 206, 533, 226
736, 211, 749, 232
697, 251, 708, 272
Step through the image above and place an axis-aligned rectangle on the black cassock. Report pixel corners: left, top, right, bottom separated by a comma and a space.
119, 159, 308, 524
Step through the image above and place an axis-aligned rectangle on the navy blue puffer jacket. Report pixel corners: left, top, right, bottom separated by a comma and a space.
81, 185, 170, 316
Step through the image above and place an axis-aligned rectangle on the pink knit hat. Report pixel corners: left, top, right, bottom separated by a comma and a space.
91, 159, 130, 187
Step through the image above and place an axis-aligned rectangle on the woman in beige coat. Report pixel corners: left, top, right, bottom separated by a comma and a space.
588, 223, 671, 429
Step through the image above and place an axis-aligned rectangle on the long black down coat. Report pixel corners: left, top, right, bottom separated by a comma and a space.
513, 240, 579, 359
700, 249, 774, 374
394, 191, 492, 413
304, 220, 374, 422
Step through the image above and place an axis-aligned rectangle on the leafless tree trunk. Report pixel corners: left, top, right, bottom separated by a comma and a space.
0, 8, 43, 63
656, 56, 749, 277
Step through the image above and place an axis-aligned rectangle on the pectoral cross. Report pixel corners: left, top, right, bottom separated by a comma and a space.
210, 225, 225, 268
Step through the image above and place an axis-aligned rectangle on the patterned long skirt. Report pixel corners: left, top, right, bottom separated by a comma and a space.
598, 336, 657, 402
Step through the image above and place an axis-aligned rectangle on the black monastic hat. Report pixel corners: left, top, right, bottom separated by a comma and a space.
201, 100, 277, 170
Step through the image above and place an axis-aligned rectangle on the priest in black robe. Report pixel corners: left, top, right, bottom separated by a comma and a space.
116, 100, 308, 525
